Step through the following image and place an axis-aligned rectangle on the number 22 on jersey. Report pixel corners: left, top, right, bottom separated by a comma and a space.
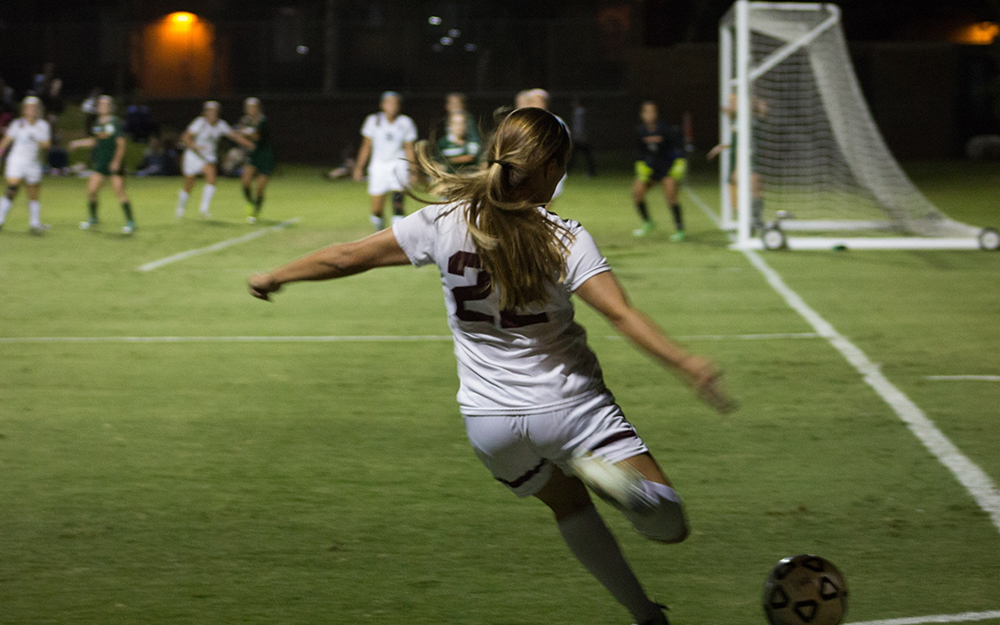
447, 251, 549, 329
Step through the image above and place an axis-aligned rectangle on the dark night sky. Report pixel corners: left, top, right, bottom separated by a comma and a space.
1, 0, 998, 43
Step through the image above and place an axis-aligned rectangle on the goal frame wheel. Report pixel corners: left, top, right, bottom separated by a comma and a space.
979, 228, 999, 251
762, 225, 787, 250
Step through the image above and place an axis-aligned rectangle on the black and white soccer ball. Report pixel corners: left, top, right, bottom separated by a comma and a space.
763, 554, 848, 625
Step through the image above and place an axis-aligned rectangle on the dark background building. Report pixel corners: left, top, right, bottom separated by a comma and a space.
1, 0, 998, 161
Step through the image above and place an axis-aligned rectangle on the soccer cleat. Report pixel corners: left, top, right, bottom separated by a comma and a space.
29, 223, 50, 235
632, 221, 656, 237
176, 207, 185, 219
122, 221, 135, 235
80, 219, 97, 230
200, 210, 212, 219
670, 230, 686, 242
567, 453, 653, 513
247, 215, 257, 224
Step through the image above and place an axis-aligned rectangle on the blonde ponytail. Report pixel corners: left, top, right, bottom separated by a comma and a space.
414, 107, 573, 311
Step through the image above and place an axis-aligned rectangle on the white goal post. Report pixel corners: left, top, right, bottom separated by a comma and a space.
718, 1, 998, 251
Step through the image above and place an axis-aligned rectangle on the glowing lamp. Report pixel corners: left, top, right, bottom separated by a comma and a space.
169, 12, 196, 24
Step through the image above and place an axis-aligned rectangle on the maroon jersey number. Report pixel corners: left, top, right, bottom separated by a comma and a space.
447, 251, 548, 328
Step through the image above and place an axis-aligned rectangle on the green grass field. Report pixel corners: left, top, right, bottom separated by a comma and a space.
1, 163, 998, 625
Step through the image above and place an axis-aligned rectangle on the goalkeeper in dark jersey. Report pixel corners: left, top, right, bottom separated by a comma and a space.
631, 101, 686, 240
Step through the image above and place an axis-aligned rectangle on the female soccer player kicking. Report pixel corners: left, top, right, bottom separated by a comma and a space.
0, 96, 51, 234
249, 108, 734, 625
352, 91, 417, 231
238, 97, 274, 224
632, 101, 687, 240
69, 95, 135, 234
177, 101, 255, 220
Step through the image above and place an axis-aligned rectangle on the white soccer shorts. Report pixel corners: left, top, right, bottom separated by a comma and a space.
4, 158, 42, 185
182, 150, 216, 177
463, 392, 650, 498
367, 160, 408, 196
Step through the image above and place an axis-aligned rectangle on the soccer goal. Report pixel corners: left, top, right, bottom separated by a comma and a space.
718, 1, 999, 251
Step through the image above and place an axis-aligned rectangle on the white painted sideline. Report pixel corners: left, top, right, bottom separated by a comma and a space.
685, 186, 1000, 533
136, 217, 301, 272
847, 610, 1000, 625
926, 375, 1000, 382
0, 332, 819, 345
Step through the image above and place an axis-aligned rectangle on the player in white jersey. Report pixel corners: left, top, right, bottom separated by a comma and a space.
0, 96, 51, 233
249, 108, 733, 625
352, 91, 417, 231
176, 101, 255, 219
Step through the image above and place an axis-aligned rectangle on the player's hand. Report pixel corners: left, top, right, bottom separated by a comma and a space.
352, 167, 364, 183
682, 355, 737, 414
706, 145, 723, 160
248, 273, 281, 301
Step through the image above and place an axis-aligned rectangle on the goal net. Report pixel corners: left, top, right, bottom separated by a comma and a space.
719, 1, 991, 250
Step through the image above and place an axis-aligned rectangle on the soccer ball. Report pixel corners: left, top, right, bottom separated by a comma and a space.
762, 554, 848, 625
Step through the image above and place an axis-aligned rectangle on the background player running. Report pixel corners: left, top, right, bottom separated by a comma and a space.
0, 96, 51, 234
352, 91, 417, 231
238, 97, 274, 224
249, 107, 733, 625
632, 101, 686, 240
69, 95, 135, 234
176, 101, 255, 220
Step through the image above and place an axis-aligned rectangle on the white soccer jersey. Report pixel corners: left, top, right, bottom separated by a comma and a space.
185, 116, 233, 162
4, 118, 51, 164
393, 203, 612, 415
361, 113, 417, 166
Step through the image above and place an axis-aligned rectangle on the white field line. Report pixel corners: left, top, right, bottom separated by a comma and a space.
0, 333, 819, 345
847, 610, 1000, 625
136, 218, 301, 272
685, 185, 1000, 533
926, 375, 1000, 382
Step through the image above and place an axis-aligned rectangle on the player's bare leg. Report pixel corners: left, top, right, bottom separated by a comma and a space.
632, 178, 656, 237
198, 163, 218, 218
177, 174, 197, 218
534, 468, 669, 625
252, 174, 270, 221
110, 174, 135, 234
80, 173, 104, 229
369, 193, 387, 231
0, 178, 20, 231
241, 164, 259, 222
24, 182, 46, 233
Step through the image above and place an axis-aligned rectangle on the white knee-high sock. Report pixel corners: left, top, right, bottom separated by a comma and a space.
28, 200, 41, 227
199, 184, 216, 214
0, 196, 12, 225
176, 190, 189, 216
557, 505, 663, 624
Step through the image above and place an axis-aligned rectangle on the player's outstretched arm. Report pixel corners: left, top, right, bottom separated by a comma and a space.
576, 271, 736, 413
227, 130, 255, 150
352, 138, 372, 182
248, 228, 411, 301
68, 137, 96, 150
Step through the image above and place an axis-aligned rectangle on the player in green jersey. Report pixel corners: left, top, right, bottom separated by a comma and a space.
436, 112, 481, 173
68, 95, 135, 234
238, 97, 274, 224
